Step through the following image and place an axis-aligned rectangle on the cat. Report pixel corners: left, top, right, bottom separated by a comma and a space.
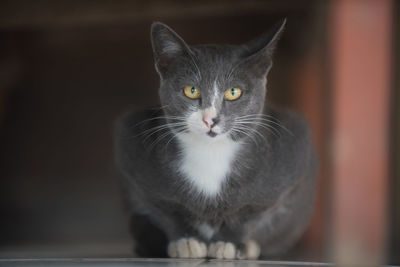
114, 20, 317, 260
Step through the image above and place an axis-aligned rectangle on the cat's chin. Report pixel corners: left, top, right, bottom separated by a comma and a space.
180, 130, 231, 143
207, 131, 218, 138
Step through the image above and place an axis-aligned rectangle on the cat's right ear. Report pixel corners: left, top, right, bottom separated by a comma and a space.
239, 19, 286, 77
151, 22, 191, 78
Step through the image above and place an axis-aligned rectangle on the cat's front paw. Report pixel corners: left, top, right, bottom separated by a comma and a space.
167, 238, 207, 258
207, 240, 261, 260
207, 241, 236, 259
236, 240, 261, 260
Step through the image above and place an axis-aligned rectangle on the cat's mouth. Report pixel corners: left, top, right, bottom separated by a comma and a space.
207, 130, 217, 137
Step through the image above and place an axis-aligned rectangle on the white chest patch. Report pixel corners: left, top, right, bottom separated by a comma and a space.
177, 133, 241, 197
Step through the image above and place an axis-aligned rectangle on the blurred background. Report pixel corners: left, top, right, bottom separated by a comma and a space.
0, 0, 398, 265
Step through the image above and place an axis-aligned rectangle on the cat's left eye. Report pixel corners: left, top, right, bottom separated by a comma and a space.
183, 86, 201, 99
224, 88, 242, 101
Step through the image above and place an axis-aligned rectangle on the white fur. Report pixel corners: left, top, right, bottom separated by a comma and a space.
211, 80, 220, 108
177, 132, 240, 196
208, 241, 236, 259
177, 110, 241, 196
236, 240, 261, 260
245, 240, 261, 259
161, 39, 181, 54
168, 238, 207, 258
207, 240, 260, 260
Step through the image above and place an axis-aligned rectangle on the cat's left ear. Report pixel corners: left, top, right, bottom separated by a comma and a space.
240, 18, 286, 77
151, 22, 192, 78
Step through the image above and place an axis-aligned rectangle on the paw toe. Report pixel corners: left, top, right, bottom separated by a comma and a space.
167, 241, 178, 258
168, 238, 207, 259
208, 241, 236, 259
223, 242, 236, 259
176, 238, 190, 258
188, 238, 207, 258
236, 240, 261, 260
246, 240, 261, 259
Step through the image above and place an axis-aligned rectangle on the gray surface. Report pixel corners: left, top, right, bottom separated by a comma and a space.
0, 258, 333, 267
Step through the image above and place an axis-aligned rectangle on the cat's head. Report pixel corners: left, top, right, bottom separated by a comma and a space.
151, 21, 285, 142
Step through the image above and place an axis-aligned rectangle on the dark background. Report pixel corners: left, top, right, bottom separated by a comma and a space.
0, 0, 398, 264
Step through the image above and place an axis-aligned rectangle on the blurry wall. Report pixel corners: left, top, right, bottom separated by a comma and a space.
390, 1, 400, 264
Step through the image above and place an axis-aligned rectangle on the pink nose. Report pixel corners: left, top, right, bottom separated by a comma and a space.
202, 116, 214, 128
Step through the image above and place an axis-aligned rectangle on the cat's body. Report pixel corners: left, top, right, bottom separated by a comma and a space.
115, 21, 316, 259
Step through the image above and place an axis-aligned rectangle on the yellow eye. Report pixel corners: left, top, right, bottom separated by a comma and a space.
183, 86, 201, 99
224, 88, 242, 101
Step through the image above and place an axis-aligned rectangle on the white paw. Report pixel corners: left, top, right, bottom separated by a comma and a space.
207, 241, 236, 259
167, 238, 207, 258
236, 240, 261, 260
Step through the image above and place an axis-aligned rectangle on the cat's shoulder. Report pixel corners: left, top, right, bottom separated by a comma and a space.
263, 105, 316, 178
265, 105, 314, 160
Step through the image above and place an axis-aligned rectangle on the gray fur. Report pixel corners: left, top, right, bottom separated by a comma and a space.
114, 20, 316, 258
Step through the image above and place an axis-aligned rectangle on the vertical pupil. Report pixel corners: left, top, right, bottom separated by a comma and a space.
191, 87, 195, 94
231, 88, 235, 96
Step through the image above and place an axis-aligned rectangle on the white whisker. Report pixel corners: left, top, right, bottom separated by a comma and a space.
165, 128, 188, 151
131, 115, 187, 128
148, 129, 174, 151
235, 123, 266, 141
234, 120, 281, 137
231, 126, 259, 146
141, 122, 187, 143
187, 52, 202, 81
235, 114, 293, 136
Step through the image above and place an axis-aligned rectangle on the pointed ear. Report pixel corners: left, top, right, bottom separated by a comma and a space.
151, 22, 192, 77
240, 18, 286, 77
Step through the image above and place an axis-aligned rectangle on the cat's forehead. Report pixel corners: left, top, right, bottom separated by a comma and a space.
190, 45, 243, 78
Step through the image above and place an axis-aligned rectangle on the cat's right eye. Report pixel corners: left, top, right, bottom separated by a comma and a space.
183, 86, 201, 99
224, 87, 242, 101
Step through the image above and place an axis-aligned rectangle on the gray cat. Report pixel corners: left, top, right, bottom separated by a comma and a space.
114, 20, 316, 260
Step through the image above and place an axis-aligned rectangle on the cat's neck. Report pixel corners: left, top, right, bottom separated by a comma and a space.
176, 133, 242, 197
